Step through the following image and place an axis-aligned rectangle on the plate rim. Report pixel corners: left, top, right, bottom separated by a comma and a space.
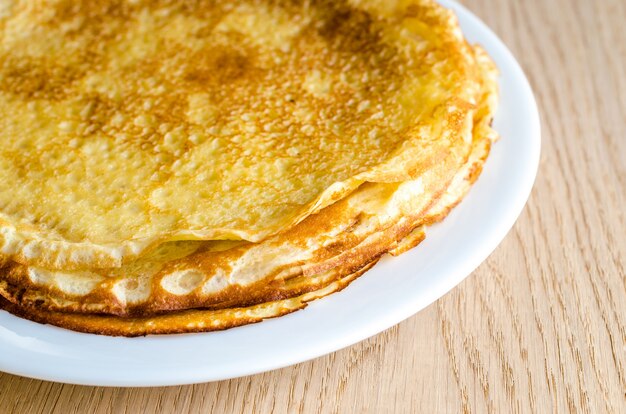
0, 0, 541, 387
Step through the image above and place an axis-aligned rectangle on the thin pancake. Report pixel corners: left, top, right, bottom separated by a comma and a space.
0, 2, 501, 336
1, 0, 485, 269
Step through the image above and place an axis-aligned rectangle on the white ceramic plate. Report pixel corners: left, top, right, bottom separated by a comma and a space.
0, 0, 540, 387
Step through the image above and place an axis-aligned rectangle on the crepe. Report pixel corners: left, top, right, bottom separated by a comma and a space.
0, 0, 483, 269
0, 0, 500, 336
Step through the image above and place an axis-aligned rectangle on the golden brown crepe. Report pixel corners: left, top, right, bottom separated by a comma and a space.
0, 0, 499, 336
1, 0, 483, 269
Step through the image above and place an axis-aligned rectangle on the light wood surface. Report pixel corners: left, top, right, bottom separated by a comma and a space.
1, 0, 624, 412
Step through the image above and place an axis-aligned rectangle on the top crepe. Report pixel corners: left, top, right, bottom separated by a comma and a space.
0, 0, 483, 269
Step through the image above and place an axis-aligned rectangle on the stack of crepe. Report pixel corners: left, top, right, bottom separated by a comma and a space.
0, 0, 498, 336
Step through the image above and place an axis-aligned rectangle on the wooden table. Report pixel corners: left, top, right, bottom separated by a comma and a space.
1, 0, 624, 412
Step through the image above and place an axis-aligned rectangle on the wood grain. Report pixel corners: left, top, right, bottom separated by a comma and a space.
1, 0, 624, 412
